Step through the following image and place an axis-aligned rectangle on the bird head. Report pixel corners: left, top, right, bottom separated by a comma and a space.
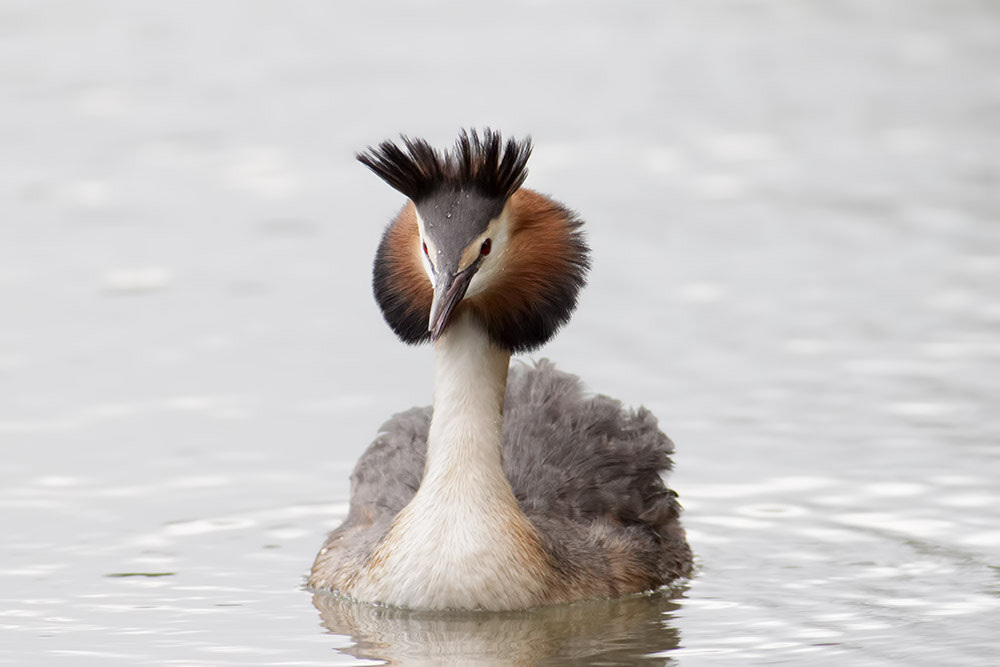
359, 129, 590, 353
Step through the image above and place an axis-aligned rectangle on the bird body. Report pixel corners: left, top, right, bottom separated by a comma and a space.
309, 130, 691, 610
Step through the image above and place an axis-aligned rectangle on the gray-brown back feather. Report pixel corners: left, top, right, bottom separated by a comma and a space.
333, 360, 691, 593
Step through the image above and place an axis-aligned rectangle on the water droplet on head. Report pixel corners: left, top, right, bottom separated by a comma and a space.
445, 212, 452, 219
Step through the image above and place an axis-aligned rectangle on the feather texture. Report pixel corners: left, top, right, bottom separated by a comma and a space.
358, 128, 532, 203
311, 360, 692, 600
372, 190, 590, 352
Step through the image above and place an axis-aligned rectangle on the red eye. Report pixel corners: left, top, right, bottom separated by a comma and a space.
480, 238, 492, 256
422, 241, 429, 256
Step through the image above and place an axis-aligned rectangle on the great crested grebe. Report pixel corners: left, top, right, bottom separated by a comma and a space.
309, 129, 692, 610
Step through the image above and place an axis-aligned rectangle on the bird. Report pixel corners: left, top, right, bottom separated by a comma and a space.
309, 129, 692, 610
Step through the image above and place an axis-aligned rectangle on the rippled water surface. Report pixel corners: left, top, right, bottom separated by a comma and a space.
2, 1, 999, 664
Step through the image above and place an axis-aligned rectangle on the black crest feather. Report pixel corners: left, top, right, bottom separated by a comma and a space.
358, 128, 532, 202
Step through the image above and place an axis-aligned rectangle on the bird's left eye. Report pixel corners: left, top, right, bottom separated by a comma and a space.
480, 238, 492, 256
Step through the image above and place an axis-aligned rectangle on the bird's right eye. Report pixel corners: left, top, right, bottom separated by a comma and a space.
422, 241, 429, 256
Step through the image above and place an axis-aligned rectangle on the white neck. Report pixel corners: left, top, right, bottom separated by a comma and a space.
422, 310, 512, 496
357, 311, 553, 610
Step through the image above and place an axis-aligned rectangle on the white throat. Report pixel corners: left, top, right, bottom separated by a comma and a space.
423, 310, 510, 490
356, 310, 553, 610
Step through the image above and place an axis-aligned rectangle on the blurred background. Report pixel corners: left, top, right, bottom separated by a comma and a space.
1, 1, 998, 665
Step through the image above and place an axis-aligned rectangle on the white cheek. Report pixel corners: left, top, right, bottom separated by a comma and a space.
467, 269, 487, 296
421, 251, 435, 284
415, 211, 436, 285
466, 209, 512, 297
466, 247, 504, 296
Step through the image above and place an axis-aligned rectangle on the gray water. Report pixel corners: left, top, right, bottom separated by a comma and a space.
2, 1, 999, 664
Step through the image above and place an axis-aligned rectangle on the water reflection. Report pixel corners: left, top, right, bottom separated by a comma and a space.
313, 588, 684, 665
